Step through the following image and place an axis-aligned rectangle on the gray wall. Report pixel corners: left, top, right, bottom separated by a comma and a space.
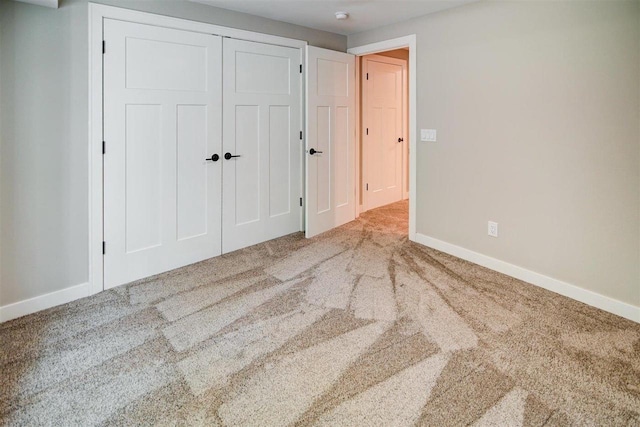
0, 0, 345, 307
349, 0, 640, 307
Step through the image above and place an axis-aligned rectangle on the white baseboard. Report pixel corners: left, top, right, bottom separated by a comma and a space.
0, 282, 90, 323
413, 233, 639, 323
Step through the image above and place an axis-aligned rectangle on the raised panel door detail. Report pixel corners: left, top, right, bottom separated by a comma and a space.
334, 106, 349, 208
269, 106, 291, 217
125, 104, 162, 253
373, 71, 396, 100
317, 59, 348, 97
235, 51, 290, 95
125, 37, 207, 91
383, 106, 399, 191
370, 107, 384, 195
316, 106, 331, 214
176, 105, 208, 241
235, 105, 261, 225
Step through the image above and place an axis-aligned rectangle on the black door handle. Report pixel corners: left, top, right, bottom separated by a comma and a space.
205, 154, 219, 162
309, 148, 323, 155
224, 152, 241, 160
397, 137, 404, 143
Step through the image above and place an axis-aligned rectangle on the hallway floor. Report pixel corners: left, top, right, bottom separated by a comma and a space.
1, 201, 639, 426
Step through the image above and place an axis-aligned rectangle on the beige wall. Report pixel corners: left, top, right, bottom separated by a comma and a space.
349, 0, 640, 308
0, 0, 345, 307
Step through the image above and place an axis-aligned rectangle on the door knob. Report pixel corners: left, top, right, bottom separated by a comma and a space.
224, 152, 241, 160
397, 137, 404, 143
309, 148, 323, 155
205, 154, 219, 162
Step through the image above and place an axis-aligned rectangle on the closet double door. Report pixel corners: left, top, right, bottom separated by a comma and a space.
103, 19, 301, 289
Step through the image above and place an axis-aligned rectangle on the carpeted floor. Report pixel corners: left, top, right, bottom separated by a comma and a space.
1, 200, 639, 426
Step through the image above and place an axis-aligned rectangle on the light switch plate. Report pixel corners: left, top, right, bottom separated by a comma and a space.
421, 129, 437, 142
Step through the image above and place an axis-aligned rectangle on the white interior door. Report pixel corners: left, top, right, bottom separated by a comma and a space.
103, 19, 222, 289
222, 38, 302, 253
305, 46, 356, 238
363, 55, 405, 211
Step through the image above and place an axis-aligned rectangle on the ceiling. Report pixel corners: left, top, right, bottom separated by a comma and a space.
191, 0, 479, 35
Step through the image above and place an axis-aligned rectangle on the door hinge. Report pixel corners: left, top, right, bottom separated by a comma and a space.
300, 131, 303, 140
366, 72, 369, 80
300, 64, 302, 73
102, 141, 106, 154
299, 197, 303, 207
102, 241, 106, 255
102, 40, 106, 54
366, 183, 369, 191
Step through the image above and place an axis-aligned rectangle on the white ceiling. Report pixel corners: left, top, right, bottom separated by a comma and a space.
191, 0, 480, 35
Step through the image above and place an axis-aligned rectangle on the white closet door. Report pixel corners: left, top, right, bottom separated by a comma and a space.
305, 46, 356, 238
364, 55, 405, 211
222, 38, 302, 253
103, 19, 222, 289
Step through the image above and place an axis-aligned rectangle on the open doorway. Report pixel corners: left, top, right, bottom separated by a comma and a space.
348, 36, 416, 239
305, 37, 416, 240
359, 49, 409, 213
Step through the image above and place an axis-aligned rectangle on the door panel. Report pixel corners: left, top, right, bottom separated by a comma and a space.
123, 104, 162, 253
317, 59, 349, 96
315, 106, 332, 214
235, 52, 291, 94
363, 56, 405, 211
334, 106, 350, 208
222, 38, 302, 253
103, 19, 222, 289
306, 46, 356, 238
234, 105, 261, 226
176, 105, 209, 241
125, 37, 208, 91
269, 106, 292, 217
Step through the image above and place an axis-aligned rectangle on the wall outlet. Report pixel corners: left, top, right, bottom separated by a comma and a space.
488, 221, 498, 237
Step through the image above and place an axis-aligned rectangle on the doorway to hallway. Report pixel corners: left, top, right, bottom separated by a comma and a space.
360, 51, 409, 213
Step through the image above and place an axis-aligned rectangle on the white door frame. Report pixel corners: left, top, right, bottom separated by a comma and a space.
88, 3, 307, 295
347, 35, 417, 241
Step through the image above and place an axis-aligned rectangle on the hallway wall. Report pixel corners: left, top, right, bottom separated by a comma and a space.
348, 0, 640, 311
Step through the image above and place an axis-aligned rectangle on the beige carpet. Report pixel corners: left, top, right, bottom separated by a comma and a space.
1, 200, 639, 426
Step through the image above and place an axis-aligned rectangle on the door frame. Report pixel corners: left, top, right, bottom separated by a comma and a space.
347, 35, 417, 241
88, 3, 307, 295
360, 54, 408, 213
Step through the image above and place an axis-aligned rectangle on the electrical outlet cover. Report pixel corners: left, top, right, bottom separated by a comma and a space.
488, 221, 498, 237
